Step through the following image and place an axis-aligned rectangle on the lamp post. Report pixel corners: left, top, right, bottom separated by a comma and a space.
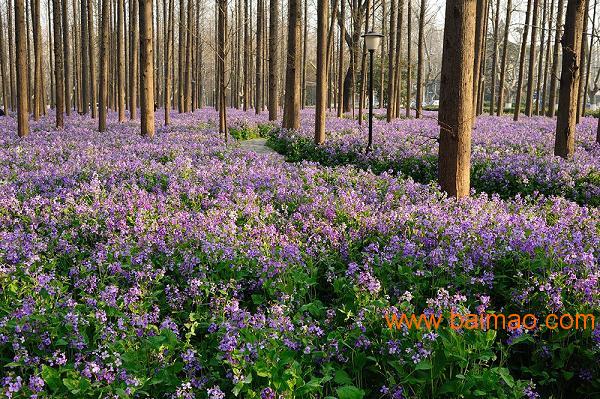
362, 31, 383, 152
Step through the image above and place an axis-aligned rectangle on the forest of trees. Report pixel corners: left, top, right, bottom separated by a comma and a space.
2, 0, 599, 195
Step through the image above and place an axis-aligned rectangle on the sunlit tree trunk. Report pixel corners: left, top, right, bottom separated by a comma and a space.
53, 0, 65, 128
575, 0, 589, 122
513, 0, 532, 120
15, 0, 29, 136
217, 0, 227, 139
87, 0, 97, 118
301, 0, 307, 108
386, 0, 396, 121
393, 0, 403, 118
268, 0, 279, 120
535, 0, 547, 115
315, 0, 328, 144
405, 0, 412, 117
337, 0, 345, 117
80, 0, 89, 114
554, 0, 585, 158
32, 0, 42, 120
184, 0, 193, 112
140, 0, 155, 137
472, 0, 488, 114
525, 0, 539, 116
438, 0, 476, 198
164, 0, 173, 124
282, 0, 301, 129
256, 0, 263, 113
415, 0, 425, 118
0, 11, 8, 111
178, 0, 185, 112
243, 0, 249, 110
129, 0, 138, 118
541, 0, 555, 114
98, 0, 110, 131
117, 0, 125, 121
61, 0, 71, 115
489, 0, 500, 115
582, 0, 596, 116
547, 0, 564, 116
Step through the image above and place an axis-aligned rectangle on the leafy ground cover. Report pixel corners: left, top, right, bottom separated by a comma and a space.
0, 110, 599, 398
267, 111, 600, 206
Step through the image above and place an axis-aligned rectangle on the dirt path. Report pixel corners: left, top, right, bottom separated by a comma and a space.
237, 138, 282, 157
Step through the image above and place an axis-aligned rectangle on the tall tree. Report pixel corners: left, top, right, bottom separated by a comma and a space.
393, 0, 404, 117
164, 0, 173, 124
33, 0, 42, 120
129, 0, 138, 118
582, 0, 597, 115
62, 0, 71, 115
547, 0, 565, 116
243, 0, 249, 110
282, 0, 301, 129
541, 0, 555, 114
415, 0, 425, 118
554, 0, 585, 158
386, 0, 396, 122
53, 0, 65, 128
268, 0, 279, 120
256, 0, 263, 113
535, 0, 547, 115
0, 9, 8, 111
117, 0, 125, 121
9, 0, 17, 111
472, 0, 488, 113
178, 0, 185, 112
337, 0, 345, 117
80, 0, 89, 114
15, 0, 29, 136
489, 0, 500, 115
575, 0, 590, 121
513, 0, 532, 120
217, 0, 227, 139
87, 0, 97, 118
525, 0, 539, 116
405, 0, 412, 117
184, 0, 193, 112
139, 0, 155, 137
98, 0, 110, 131
438, 0, 476, 198
315, 0, 328, 144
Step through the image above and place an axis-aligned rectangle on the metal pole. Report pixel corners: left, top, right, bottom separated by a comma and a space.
368, 49, 374, 151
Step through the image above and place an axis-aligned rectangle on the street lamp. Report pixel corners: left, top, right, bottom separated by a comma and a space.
362, 31, 383, 152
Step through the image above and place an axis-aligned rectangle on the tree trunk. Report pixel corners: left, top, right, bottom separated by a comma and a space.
337, 0, 345, 117
178, 0, 185, 112
243, 0, 249, 110
582, 0, 596, 117
164, 0, 173, 124
0, 10, 8, 112
32, 0, 42, 120
87, 0, 97, 118
80, 0, 89, 114
184, 0, 193, 112
282, 0, 301, 129
117, 0, 125, 121
472, 0, 488, 113
554, 0, 585, 158
301, 0, 307, 108
438, 0, 476, 198
140, 0, 155, 137
62, 0, 71, 115
8, 0, 17, 111
268, 0, 279, 120
489, 0, 500, 115
386, 0, 396, 121
406, 0, 412, 117
255, 0, 263, 113
357, 0, 370, 125
547, 0, 564, 116
315, 0, 328, 144
415, 0, 425, 118
217, 0, 227, 139
525, 0, 539, 116
575, 0, 589, 121
541, 0, 555, 114
513, 0, 532, 120
98, 0, 110, 131
53, 0, 65, 128
15, 0, 29, 136
535, 0, 547, 115
393, 0, 403, 117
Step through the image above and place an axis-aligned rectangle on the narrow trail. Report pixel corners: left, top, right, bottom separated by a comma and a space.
237, 138, 284, 159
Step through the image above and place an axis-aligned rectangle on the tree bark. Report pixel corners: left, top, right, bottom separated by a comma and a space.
33, 0, 42, 120
406, 0, 412, 117
489, 0, 500, 115
393, 0, 403, 117
8, 0, 17, 111
301, 0, 307, 108
582, 0, 596, 116
98, 0, 110, 131
0, 10, 8, 112
282, 0, 301, 129
337, 0, 345, 117
217, 0, 228, 139
438, 0, 476, 198
256, 0, 264, 113
53, 0, 65, 128
547, 0, 564, 116
525, 0, 539, 116
243, 0, 249, 110
268, 0, 279, 120
184, 0, 193, 112
535, 0, 547, 115
386, 0, 396, 121
541, 0, 555, 114
178, 0, 185, 112
80, 0, 89, 114
315, 0, 328, 144
15, 0, 29, 136
575, 0, 589, 121
554, 0, 585, 158
62, 0, 71, 115
117, 0, 125, 121
140, 0, 155, 137
472, 0, 488, 114
415, 0, 425, 118
164, 0, 173, 124
513, 0, 532, 120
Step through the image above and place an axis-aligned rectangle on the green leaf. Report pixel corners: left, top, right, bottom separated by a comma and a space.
41, 365, 63, 391
336, 385, 365, 399
334, 370, 353, 386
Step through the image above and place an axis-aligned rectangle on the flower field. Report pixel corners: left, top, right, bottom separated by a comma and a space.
1, 110, 599, 398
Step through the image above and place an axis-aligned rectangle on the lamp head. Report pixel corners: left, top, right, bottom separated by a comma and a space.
362, 31, 384, 51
